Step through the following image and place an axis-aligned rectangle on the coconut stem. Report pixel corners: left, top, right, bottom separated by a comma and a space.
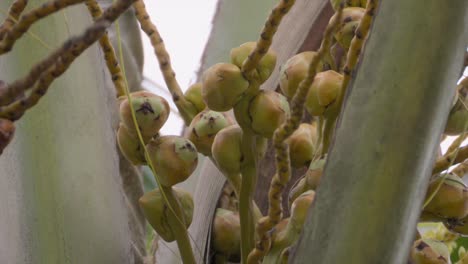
160, 186, 196, 264
133, 0, 198, 125
84, 0, 126, 97
239, 129, 258, 263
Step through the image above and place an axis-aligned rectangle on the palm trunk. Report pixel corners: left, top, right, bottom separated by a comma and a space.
291, 1, 468, 263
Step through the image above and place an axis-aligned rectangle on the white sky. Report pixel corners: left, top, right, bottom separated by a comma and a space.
141, 1, 217, 135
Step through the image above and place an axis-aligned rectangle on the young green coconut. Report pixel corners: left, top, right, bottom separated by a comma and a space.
120, 91, 170, 142
305, 70, 344, 117
146, 136, 198, 187
212, 208, 241, 262
279, 51, 326, 99
186, 110, 233, 156
139, 187, 194, 242
264, 190, 316, 263
211, 125, 243, 191
330, 7, 365, 50
230, 41, 277, 83
201, 63, 249, 112
288, 158, 325, 206
117, 123, 146, 165
424, 173, 468, 220
184, 82, 206, 114
286, 123, 318, 168
410, 238, 450, 264
249, 90, 290, 138
445, 87, 468, 135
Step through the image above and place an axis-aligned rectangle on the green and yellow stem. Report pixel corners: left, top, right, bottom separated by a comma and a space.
85, 0, 126, 97
247, 6, 343, 263
0, 0, 87, 54
452, 161, 468, 178
239, 129, 259, 264
433, 145, 468, 174
160, 185, 196, 264
133, 0, 197, 125
241, 0, 295, 82
0, 21, 112, 120
335, 0, 378, 112
0, 0, 28, 38
446, 133, 468, 155
320, 116, 337, 156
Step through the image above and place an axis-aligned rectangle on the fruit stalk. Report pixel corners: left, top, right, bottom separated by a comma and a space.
241, 0, 295, 82
247, 5, 343, 263
0, 0, 28, 37
0, 21, 112, 120
433, 146, 468, 174
0, 0, 137, 112
160, 185, 196, 264
133, 0, 198, 125
0, 0, 87, 54
239, 129, 259, 263
335, 0, 378, 112
85, 0, 126, 97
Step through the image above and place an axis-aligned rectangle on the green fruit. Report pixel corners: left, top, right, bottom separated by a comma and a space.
444, 90, 468, 135
201, 63, 249, 111
279, 51, 325, 99
186, 110, 232, 156
305, 70, 343, 117
212, 208, 241, 260
120, 91, 170, 141
410, 238, 450, 264
249, 90, 290, 138
424, 173, 468, 220
0, 118, 15, 155
117, 123, 146, 165
330, 7, 365, 49
230, 41, 277, 83
212, 125, 243, 176
147, 136, 198, 187
286, 123, 318, 168
139, 187, 194, 242
289, 190, 315, 231
184, 82, 206, 113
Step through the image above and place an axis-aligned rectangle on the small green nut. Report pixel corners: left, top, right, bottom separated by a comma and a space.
410, 238, 450, 264
186, 110, 233, 156
201, 63, 249, 112
305, 70, 343, 117
212, 125, 243, 176
249, 90, 290, 138
212, 208, 241, 261
444, 91, 468, 135
279, 51, 325, 99
330, 7, 365, 49
139, 187, 194, 242
147, 136, 198, 187
184, 82, 206, 114
289, 190, 315, 232
117, 123, 146, 165
424, 173, 468, 220
230, 41, 277, 83
120, 91, 170, 142
286, 123, 318, 168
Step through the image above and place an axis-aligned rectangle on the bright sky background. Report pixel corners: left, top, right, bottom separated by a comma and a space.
141, 1, 217, 135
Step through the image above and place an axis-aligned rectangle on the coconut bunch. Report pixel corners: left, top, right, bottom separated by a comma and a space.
117, 90, 200, 242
